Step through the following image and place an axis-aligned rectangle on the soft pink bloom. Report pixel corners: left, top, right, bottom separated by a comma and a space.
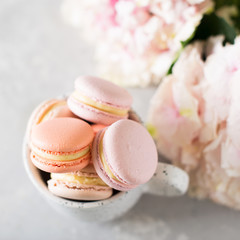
190, 130, 240, 210
203, 38, 240, 123
227, 74, 240, 150
61, 0, 213, 86
148, 36, 240, 209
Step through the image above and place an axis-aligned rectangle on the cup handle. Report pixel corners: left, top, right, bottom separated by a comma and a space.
143, 162, 189, 197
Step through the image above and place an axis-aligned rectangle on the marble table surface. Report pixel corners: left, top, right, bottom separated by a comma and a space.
1, 1, 240, 239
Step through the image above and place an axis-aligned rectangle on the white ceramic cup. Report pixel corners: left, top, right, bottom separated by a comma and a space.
23, 96, 189, 222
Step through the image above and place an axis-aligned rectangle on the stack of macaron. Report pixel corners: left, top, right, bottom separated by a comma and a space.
29, 76, 158, 201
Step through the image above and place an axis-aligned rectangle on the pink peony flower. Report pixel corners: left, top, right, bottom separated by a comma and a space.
61, 0, 213, 87
148, 36, 240, 209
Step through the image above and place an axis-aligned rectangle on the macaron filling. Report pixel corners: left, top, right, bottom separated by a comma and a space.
31, 144, 90, 161
48, 178, 113, 201
98, 132, 132, 187
31, 151, 90, 167
50, 173, 108, 186
72, 91, 129, 117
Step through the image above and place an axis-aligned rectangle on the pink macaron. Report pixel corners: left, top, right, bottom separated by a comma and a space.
47, 164, 113, 201
92, 119, 158, 191
67, 76, 133, 125
30, 118, 94, 173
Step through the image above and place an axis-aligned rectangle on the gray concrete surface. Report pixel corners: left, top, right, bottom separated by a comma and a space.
1, 1, 240, 239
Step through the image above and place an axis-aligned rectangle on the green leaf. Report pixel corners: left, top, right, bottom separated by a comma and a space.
232, 15, 240, 30
191, 13, 237, 44
167, 48, 183, 75
167, 12, 237, 75
167, 61, 175, 75
214, 0, 240, 31
214, 0, 240, 10
181, 31, 196, 48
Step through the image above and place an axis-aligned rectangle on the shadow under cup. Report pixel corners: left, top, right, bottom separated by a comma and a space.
23, 109, 145, 222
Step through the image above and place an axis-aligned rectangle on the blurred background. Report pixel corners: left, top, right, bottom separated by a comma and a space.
1, 1, 240, 239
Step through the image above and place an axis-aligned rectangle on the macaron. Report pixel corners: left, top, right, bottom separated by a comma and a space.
30, 118, 94, 173
48, 164, 113, 200
91, 124, 107, 136
30, 99, 77, 126
67, 76, 133, 125
27, 99, 77, 143
92, 119, 158, 191
128, 109, 142, 123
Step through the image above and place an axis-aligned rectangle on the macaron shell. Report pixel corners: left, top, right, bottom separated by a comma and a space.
75, 76, 133, 108
128, 109, 142, 123
72, 163, 98, 177
46, 104, 77, 119
92, 130, 137, 191
91, 124, 108, 136
31, 151, 90, 173
26, 99, 56, 141
30, 99, 76, 126
68, 96, 128, 125
31, 118, 94, 153
48, 179, 113, 201
102, 120, 158, 185
26, 99, 77, 147
31, 99, 60, 125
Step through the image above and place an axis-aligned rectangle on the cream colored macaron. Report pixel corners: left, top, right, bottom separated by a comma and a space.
48, 164, 113, 201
